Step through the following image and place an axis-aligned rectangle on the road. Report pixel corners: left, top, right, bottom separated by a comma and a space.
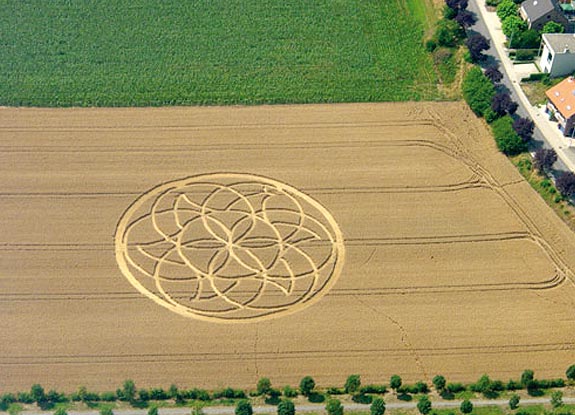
18, 397, 575, 415
468, 0, 575, 174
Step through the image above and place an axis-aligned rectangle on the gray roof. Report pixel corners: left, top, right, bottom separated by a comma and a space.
543, 33, 575, 53
521, 0, 558, 22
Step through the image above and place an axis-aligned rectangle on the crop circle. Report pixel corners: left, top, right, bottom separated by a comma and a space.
115, 173, 345, 323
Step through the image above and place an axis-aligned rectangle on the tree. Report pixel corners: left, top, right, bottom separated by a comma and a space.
466, 34, 490, 62
542, 21, 565, 33
299, 376, 315, 397
344, 375, 361, 394
502, 16, 527, 38
390, 375, 402, 393
491, 116, 527, 155
436, 19, 466, 47
511, 29, 541, 49
147, 407, 158, 415
122, 380, 136, 402
235, 400, 253, 415
417, 396, 432, 415
54, 408, 67, 415
509, 394, 520, 410
277, 400, 295, 415
497, 0, 518, 20
462, 66, 496, 117
455, 10, 477, 28
326, 399, 344, 415
551, 390, 563, 408
557, 172, 575, 197
257, 378, 272, 396
460, 399, 473, 414
521, 370, 534, 387
370, 398, 386, 415
432, 375, 446, 392
485, 66, 503, 84
512, 117, 535, 141
446, 0, 469, 11
566, 364, 575, 380
30, 385, 46, 404
100, 408, 114, 415
533, 148, 556, 173
491, 92, 514, 116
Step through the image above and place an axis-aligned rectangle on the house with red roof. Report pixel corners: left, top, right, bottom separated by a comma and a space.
545, 76, 575, 135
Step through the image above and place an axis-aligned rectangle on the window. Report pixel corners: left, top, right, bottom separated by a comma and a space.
547, 52, 553, 62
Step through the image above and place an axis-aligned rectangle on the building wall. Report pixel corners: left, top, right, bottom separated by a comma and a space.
540, 43, 554, 73
550, 51, 575, 77
531, 9, 569, 31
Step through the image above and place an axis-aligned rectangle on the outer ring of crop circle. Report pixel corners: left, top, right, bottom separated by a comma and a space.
114, 172, 346, 324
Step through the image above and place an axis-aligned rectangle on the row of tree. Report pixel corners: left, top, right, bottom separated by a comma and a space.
3, 366, 575, 413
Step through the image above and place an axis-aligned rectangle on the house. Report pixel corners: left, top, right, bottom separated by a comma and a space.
540, 33, 575, 77
545, 76, 575, 135
520, 0, 569, 31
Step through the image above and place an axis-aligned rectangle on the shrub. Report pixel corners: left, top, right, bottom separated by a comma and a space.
462, 66, 496, 117
426, 39, 438, 52
149, 388, 169, 401
352, 394, 373, 404
506, 380, 522, 391
566, 364, 575, 380
54, 408, 67, 415
515, 50, 536, 61
283, 386, 298, 398
0, 394, 16, 411
360, 385, 387, 394
17, 392, 34, 404
100, 392, 117, 402
446, 383, 466, 393
486, 0, 502, 6
326, 388, 345, 395
100, 408, 114, 415
491, 115, 527, 155
147, 407, 158, 415
433, 376, 446, 392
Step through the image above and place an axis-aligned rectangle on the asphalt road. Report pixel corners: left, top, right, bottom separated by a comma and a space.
17, 397, 575, 415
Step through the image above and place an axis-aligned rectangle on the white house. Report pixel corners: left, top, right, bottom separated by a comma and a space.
540, 33, 575, 77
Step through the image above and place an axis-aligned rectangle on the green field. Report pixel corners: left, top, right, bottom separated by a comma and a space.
0, 0, 439, 106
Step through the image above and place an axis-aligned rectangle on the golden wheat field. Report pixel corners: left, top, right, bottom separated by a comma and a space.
1, 102, 575, 392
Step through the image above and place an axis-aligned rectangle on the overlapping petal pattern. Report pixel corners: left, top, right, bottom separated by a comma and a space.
115, 174, 345, 322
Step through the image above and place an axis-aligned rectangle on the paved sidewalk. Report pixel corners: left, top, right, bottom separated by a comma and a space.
473, 0, 575, 172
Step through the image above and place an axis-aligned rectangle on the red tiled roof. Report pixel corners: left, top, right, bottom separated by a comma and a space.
546, 77, 575, 119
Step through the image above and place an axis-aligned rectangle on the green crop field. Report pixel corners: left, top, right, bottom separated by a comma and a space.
0, 0, 439, 106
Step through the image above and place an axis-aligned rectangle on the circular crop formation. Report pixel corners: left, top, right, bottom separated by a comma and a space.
115, 173, 345, 323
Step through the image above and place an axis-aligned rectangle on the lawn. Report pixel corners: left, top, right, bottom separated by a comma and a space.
0, 0, 439, 106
